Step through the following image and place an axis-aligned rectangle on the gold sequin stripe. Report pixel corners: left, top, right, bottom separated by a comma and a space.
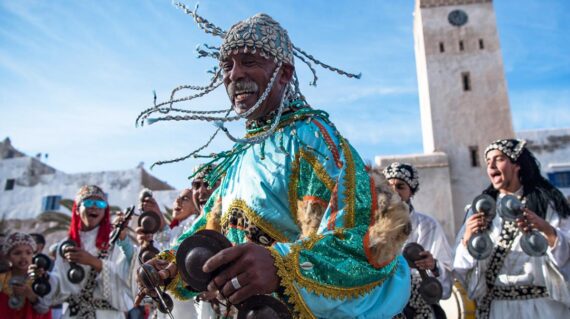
340, 139, 356, 229
288, 237, 397, 299
221, 199, 289, 243
300, 149, 336, 191
289, 151, 301, 225
157, 250, 176, 263
269, 248, 317, 319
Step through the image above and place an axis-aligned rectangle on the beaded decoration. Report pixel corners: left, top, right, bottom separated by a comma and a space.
383, 162, 420, 194
135, 3, 361, 173
484, 139, 527, 162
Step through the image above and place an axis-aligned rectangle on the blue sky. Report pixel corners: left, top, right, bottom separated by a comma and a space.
1, 0, 569, 189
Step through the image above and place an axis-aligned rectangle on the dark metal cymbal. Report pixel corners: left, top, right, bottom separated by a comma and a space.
175, 230, 232, 292
237, 295, 292, 319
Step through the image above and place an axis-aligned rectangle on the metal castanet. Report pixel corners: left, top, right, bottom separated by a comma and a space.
176, 230, 232, 292
497, 195, 548, 257
137, 189, 162, 262
109, 206, 136, 246
136, 261, 174, 318
59, 240, 85, 284
31, 253, 52, 296
403, 243, 443, 304
176, 230, 292, 318
467, 194, 496, 260
237, 295, 292, 319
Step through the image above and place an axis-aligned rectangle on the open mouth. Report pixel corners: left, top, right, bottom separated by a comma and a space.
234, 90, 256, 103
489, 171, 502, 184
87, 212, 100, 219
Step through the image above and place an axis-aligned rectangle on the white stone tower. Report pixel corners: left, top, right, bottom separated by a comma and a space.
413, 0, 514, 232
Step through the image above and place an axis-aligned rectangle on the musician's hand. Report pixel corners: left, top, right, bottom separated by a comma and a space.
462, 212, 486, 246
12, 282, 37, 301
204, 243, 279, 305
27, 264, 46, 281
145, 258, 177, 281
140, 197, 166, 229
64, 246, 102, 271
113, 211, 129, 241
415, 250, 436, 271
135, 227, 154, 245
517, 208, 557, 247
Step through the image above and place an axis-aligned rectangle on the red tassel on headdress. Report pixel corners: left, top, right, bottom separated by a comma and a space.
68, 201, 111, 251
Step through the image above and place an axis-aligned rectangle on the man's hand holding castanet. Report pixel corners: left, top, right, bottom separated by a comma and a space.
462, 212, 487, 247
203, 242, 280, 304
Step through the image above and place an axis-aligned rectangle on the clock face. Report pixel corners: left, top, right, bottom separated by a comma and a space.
448, 9, 468, 27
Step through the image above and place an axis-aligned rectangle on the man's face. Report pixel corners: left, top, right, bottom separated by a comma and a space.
486, 149, 521, 193
78, 196, 107, 230
192, 177, 220, 212
388, 178, 413, 203
221, 52, 292, 120
172, 189, 196, 220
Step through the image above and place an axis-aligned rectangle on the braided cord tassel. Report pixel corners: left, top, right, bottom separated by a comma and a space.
293, 44, 361, 80
173, 2, 226, 38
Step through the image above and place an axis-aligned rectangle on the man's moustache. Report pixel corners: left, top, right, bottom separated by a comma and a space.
227, 81, 259, 97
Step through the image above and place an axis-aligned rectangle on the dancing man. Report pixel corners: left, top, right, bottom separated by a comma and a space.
138, 6, 411, 318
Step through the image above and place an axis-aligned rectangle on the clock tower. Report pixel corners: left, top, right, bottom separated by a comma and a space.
413, 0, 514, 232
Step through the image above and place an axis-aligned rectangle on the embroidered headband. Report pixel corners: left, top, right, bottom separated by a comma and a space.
75, 185, 107, 204
484, 139, 527, 162
383, 162, 420, 194
2, 232, 37, 255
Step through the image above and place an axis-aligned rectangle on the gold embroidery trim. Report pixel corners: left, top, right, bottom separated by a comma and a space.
289, 151, 301, 226
221, 199, 289, 243
289, 236, 396, 299
270, 248, 316, 319
299, 149, 336, 191
340, 139, 356, 229
157, 250, 176, 264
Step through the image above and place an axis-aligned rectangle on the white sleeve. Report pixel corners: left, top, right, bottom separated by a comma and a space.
542, 206, 570, 306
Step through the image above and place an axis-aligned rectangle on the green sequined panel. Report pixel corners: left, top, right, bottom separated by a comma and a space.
297, 227, 398, 287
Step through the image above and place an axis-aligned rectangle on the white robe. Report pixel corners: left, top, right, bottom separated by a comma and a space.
406, 208, 454, 300
46, 227, 135, 319
453, 190, 570, 318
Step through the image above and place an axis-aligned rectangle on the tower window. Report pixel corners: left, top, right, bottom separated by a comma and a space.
439, 42, 445, 53
5, 179, 15, 190
479, 39, 485, 49
459, 40, 464, 51
462, 72, 471, 91
469, 146, 480, 167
